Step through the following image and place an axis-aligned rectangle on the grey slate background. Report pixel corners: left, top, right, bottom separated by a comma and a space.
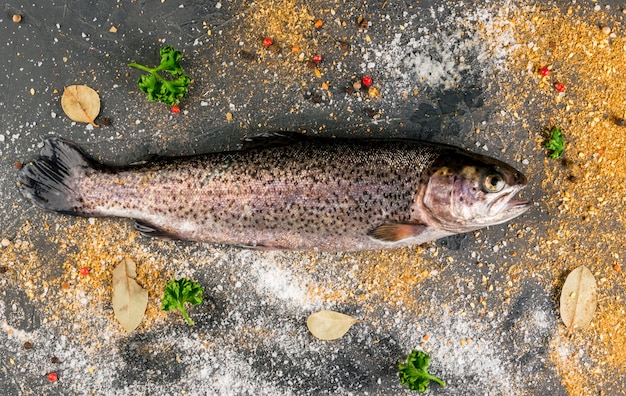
1, 0, 621, 395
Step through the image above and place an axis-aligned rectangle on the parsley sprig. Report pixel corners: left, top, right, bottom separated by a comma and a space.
129, 46, 191, 106
161, 278, 204, 326
398, 350, 446, 393
545, 126, 565, 159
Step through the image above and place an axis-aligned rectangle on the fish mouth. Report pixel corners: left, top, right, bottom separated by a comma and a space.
504, 198, 532, 215
488, 186, 531, 221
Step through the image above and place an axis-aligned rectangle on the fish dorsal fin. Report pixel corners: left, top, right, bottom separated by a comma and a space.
134, 221, 181, 240
367, 223, 427, 243
240, 132, 312, 151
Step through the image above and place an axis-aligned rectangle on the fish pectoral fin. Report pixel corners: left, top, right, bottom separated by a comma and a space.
134, 221, 181, 240
367, 223, 427, 243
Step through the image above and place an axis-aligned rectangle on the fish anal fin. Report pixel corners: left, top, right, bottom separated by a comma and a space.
134, 221, 181, 240
236, 242, 289, 251
367, 223, 427, 243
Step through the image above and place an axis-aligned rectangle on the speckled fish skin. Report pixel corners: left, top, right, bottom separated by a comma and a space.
17, 137, 530, 251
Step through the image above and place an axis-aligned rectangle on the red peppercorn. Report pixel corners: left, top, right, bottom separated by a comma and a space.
554, 82, 566, 92
47, 372, 58, 382
362, 76, 373, 87
79, 267, 90, 276
539, 67, 550, 77
171, 104, 181, 114
312, 54, 322, 63
262, 37, 273, 47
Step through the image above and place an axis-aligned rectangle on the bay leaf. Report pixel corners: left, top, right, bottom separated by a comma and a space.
560, 265, 597, 332
61, 85, 100, 127
112, 258, 148, 332
306, 310, 358, 340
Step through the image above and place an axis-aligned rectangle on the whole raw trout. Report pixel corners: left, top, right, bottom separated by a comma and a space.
17, 136, 530, 251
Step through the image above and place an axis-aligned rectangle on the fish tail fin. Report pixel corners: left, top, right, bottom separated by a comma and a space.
17, 138, 97, 216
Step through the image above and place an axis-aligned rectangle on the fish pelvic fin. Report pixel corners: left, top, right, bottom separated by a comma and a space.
17, 138, 97, 216
367, 222, 427, 243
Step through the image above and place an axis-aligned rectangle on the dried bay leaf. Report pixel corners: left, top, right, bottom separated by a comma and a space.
61, 85, 100, 127
306, 310, 358, 340
112, 258, 148, 332
560, 265, 597, 332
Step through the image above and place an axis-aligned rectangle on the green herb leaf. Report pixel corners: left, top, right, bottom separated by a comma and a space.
161, 278, 204, 326
129, 46, 191, 106
398, 350, 446, 393
545, 126, 565, 159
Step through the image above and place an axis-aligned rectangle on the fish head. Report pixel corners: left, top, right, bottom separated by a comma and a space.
419, 152, 530, 233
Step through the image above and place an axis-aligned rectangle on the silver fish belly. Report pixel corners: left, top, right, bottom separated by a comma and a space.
17, 137, 530, 251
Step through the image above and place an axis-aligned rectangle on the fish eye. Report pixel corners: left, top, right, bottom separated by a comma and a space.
482, 172, 506, 193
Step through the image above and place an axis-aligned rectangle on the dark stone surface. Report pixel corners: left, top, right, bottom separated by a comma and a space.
2, 0, 620, 395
